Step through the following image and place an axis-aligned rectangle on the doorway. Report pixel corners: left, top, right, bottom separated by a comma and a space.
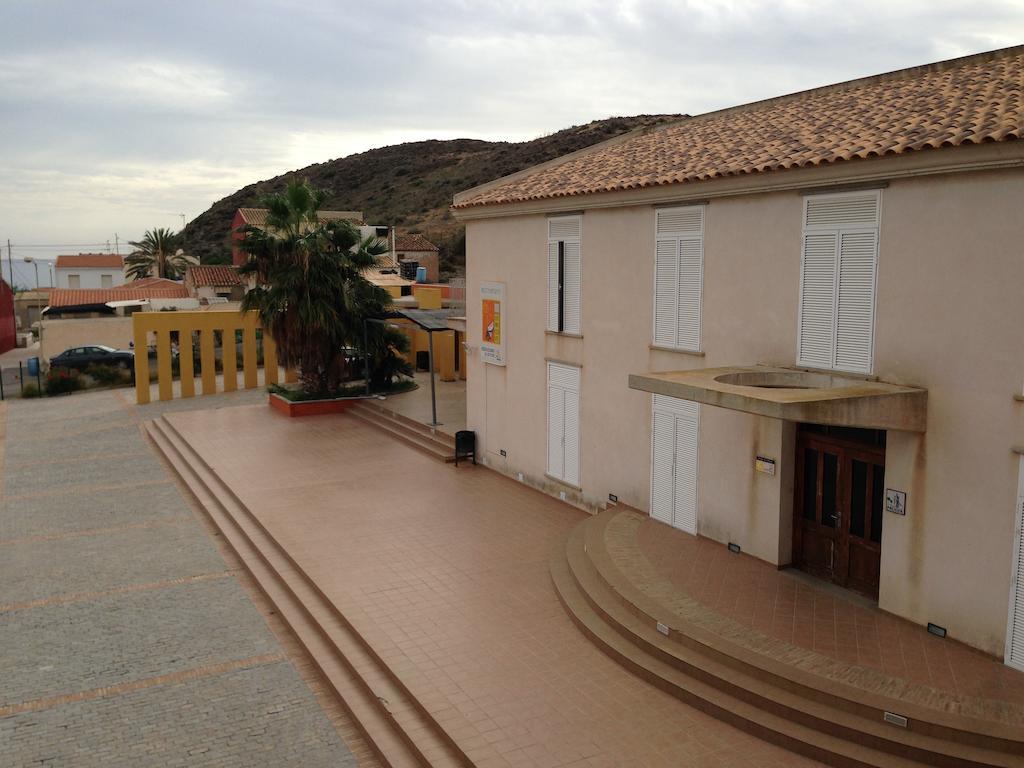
793, 425, 885, 600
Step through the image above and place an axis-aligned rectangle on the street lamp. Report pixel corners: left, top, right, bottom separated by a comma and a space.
22, 257, 39, 288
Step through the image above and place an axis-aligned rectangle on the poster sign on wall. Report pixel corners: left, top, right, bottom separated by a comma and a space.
480, 281, 506, 366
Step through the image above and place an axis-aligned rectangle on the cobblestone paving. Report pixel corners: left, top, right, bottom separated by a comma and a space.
0, 389, 359, 767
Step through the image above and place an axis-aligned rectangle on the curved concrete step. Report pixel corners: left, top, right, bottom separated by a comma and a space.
581, 509, 1024, 755
146, 417, 471, 768
561, 521, 1021, 768
348, 406, 456, 463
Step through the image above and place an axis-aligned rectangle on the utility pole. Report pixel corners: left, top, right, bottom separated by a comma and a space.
114, 233, 120, 255
179, 213, 186, 229
6, 240, 16, 341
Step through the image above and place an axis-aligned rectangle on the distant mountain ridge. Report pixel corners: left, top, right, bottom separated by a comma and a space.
183, 114, 684, 274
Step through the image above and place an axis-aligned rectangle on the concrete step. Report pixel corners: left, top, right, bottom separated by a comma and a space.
146, 417, 471, 768
560, 514, 1023, 768
552, 528, 932, 768
349, 401, 457, 447
348, 406, 456, 463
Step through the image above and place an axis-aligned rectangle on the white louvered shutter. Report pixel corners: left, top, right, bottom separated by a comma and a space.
1008, 459, 1024, 671
547, 362, 580, 484
677, 237, 703, 351
547, 216, 582, 334
654, 206, 703, 351
563, 388, 580, 486
651, 395, 699, 535
547, 241, 559, 331
562, 241, 582, 334
547, 384, 564, 480
654, 239, 678, 346
834, 231, 878, 373
650, 409, 675, 525
798, 190, 880, 373
797, 233, 838, 369
673, 414, 699, 535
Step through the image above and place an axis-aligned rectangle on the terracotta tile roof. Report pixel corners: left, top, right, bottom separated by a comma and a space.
54, 253, 124, 269
236, 208, 364, 227
394, 233, 438, 252
187, 264, 243, 287
454, 46, 1024, 209
48, 281, 189, 308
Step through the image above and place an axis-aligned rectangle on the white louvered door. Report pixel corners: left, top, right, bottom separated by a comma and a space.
1007, 458, 1024, 671
547, 362, 580, 486
653, 206, 703, 351
650, 395, 699, 535
562, 241, 582, 334
798, 190, 880, 374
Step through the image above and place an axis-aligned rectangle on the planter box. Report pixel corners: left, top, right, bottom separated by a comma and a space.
269, 392, 360, 417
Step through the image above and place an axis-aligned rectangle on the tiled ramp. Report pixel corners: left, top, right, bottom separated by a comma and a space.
147, 404, 825, 768
551, 507, 1024, 768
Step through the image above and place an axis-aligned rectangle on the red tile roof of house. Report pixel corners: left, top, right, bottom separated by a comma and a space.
54, 253, 124, 269
454, 46, 1024, 209
394, 233, 438, 252
236, 208, 364, 227
48, 281, 189, 308
187, 265, 243, 287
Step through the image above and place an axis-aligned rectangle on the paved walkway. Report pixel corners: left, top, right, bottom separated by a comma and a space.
0, 388, 367, 767
167, 403, 823, 767
380, 371, 467, 433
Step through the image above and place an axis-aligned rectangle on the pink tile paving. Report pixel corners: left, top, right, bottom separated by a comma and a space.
636, 517, 1024, 710
165, 404, 823, 767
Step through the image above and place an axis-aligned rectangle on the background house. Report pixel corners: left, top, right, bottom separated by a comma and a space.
185, 264, 245, 301
231, 207, 365, 266
54, 253, 126, 289
393, 233, 440, 282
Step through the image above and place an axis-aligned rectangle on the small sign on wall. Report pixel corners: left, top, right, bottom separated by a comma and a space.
479, 281, 506, 366
755, 456, 776, 476
885, 488, 907, 516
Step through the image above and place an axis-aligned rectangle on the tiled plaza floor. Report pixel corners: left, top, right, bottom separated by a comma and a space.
167, 403, 825, 767
0, 388, 365, 767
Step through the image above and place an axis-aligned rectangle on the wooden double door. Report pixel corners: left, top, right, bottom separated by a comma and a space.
793, 426, 885, 600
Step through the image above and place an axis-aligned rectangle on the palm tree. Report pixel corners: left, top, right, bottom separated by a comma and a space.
238, 179, 410, 395
125, 228, 195, 280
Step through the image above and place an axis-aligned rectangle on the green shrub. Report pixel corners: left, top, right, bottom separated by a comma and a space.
45, 367, 83, 395
21, 382, 41, 398
84, 363, 130, 386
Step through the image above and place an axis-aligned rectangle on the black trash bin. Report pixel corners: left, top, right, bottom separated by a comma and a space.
454, 430, 476, 466
415, 350, 430, 371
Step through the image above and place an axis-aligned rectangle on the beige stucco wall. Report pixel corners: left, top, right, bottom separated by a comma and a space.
465, 165, 1024, 657
41, 316, 134, 361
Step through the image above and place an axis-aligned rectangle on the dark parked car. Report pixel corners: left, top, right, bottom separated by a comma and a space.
49, 345, 134, 371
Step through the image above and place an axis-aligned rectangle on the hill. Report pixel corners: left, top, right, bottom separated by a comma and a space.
182, 114, 684, 274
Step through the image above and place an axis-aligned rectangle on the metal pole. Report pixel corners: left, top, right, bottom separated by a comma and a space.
18, 361, 23, 392
35, 360, 41, 391
427, 330, 438, 426
363, 318, 370, 396
7, 240, 17, 341
1, 367, 5, 400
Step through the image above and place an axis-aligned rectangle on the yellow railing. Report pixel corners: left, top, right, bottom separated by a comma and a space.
133, 310, 296, 405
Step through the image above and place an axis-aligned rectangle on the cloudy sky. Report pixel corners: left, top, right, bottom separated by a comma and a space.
1, 0, 1021, 284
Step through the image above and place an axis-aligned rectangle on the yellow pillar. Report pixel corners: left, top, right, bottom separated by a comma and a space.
199, 328, 217, 395
179, 329, 195, 398
263, 330, 279, 386
438, 330, 456, 382
133, 318, 150, 405
222, 326, 238, 392
156, 328, 174, 402
242, 322, 258, 389
285, 367, 298, 384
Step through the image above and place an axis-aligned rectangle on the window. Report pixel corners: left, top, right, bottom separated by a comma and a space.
650, 394, 699, 535
797, 190, 880, 374
653, 205, 704, 351
68, 274, 81, 289
547, 362, 580, 486
101, 274, 113, 289
547, 216, 582, 334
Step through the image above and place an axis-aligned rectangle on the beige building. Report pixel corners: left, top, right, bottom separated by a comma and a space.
453, 47, 1024, 664
184, 264, 246, 301
393, 233, 440, 283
